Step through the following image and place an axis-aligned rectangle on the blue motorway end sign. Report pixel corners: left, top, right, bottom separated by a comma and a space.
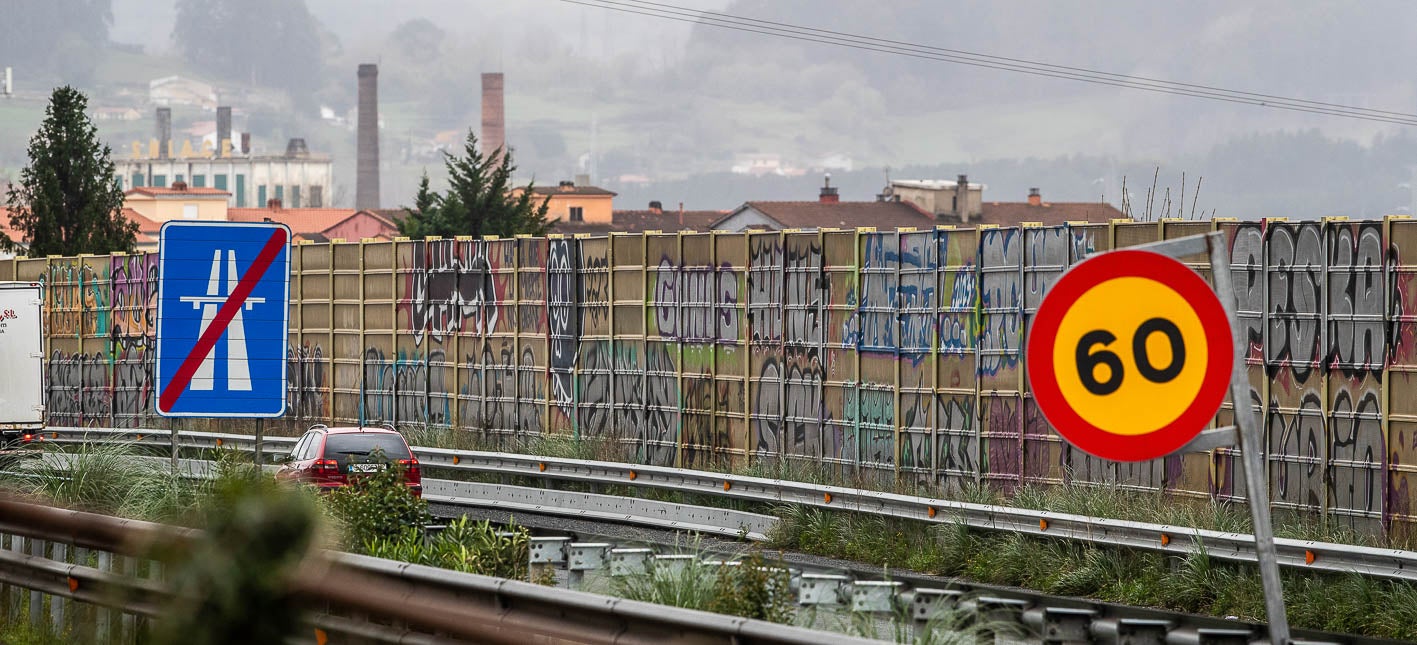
155, 221, 291, 417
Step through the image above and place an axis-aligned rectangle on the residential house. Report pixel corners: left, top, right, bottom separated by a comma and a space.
228, 203, 399, 243
525, 176, 617, 225
711, 176, 936, 231
124, 183, 232, 223
553, 201, 726, 235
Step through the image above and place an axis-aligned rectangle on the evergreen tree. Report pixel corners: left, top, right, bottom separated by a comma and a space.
397, 131, 551, 239
5, 86, 137, 257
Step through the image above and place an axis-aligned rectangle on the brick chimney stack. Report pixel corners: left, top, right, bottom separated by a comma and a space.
356, 64, 380, 210
649, 200, 663, 215
1028, 187, 1042, 206
155, 108, 172, 159
819, 173, 839, 204
216, 106, 232, 155
481, 73, 505, 163
954, 174, 968, 222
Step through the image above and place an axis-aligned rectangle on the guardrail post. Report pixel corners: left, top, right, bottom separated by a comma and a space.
49, 542, 66, 637
566, 542, 610, 591
8, 534, 23, 622
966, 596, 1031, 645
119, 556, 135, 643
1022, 607, 1095, 645
609, 547, 652, 577
95, 550, 112, 644
0, 534, 10, 624
73, 546, 90, 642
29, 538, 44, 633
911, 588, 964, 640
850, 580, 901, 615
799, 573, 850, 606
528, 537, 569, 583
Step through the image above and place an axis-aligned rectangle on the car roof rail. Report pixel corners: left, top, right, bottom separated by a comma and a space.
378, 422, 396, 432
308, 423, 328, 431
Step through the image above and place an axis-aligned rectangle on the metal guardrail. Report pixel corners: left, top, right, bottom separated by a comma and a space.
38, 427, 1417, 584
0, 497, 879, 645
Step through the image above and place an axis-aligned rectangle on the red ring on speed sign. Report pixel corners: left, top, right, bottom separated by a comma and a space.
1026, 249, 1232, 462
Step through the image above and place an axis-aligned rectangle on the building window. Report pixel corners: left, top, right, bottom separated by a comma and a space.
309, 186, 323, 208
275, 185, 284, 204
153, 174, 167, 187
175, 174, 184, 184
291, 185, 301, 208
214, 174, 227, 191
569, 206, 584, 222
182, 204, 198, 220
132, 173, 144, 188
258, 185, 267, 207
235, 175, 246, 207
192, 174, 205, 188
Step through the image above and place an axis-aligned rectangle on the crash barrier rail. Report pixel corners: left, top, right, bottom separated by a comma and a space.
0, 497, 885, 645
38, 427, 1417, 586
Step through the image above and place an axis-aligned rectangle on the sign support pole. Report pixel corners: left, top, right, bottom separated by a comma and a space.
1206, 232, 1290, 645
255, 418, 264, 467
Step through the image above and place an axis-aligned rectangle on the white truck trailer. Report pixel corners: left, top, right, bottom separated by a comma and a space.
0, 282, 45, 445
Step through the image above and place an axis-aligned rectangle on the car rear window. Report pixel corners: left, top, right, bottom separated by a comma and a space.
321, 433, 412, 463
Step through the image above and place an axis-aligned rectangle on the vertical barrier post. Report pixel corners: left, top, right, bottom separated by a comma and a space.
1207, 232, 1291, 644
49, 542, 65, 635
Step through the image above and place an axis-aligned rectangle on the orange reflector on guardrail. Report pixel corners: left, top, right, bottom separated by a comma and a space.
723, 481, 731, 491
1039, 519, 1049, 531
215, 438, 223, 447
452, 456, 460, 465
314, 628, 328, 645
628, 470, 637, 481
136, 435, 143, 441
539, 462, 547, 472
823, 493, 832, 504
50, 433, 57, 439
67, 577, 77, 592
1306, 550, 1316, 565
1161, 534, 1171, 546
927, 507, 937, 518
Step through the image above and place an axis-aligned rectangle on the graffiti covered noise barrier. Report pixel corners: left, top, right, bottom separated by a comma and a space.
17, 217, 1417, 535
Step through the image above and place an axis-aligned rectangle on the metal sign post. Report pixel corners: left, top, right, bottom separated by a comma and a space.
1206, 232, 1291, 644
1029, 231, 1290, 644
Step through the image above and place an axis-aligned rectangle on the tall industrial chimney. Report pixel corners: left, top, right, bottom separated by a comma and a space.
216, 106, 232, 155
155, 108, 172, 159
481, 73, 505, 163
356, 64, 380, 210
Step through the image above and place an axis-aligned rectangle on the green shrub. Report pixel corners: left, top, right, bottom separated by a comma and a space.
362, 516, 530, 580
707, 552, 794, 623
324, 463, 430, 549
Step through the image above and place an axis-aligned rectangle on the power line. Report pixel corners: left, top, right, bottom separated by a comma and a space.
560, 0, 1417, 127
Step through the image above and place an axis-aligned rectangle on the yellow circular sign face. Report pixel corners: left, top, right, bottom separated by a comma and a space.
1028, 249, 1233, 462
1050, 277, 1209, 435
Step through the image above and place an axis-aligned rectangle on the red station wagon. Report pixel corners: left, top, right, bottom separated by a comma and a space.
276, 425, 422, 497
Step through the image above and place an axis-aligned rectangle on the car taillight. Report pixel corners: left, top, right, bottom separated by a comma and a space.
398, 458, 421, 483
312, 459, 340, 475
21, 434, 32, 443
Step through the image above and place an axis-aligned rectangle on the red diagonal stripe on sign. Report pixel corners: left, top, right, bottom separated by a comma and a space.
158, 227, 288, 412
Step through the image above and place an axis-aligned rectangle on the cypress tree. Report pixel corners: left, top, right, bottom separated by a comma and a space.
5, 86, 137, 256
396, 130, 551, 239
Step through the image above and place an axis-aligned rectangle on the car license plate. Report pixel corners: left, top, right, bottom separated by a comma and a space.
347, 463, 385, 474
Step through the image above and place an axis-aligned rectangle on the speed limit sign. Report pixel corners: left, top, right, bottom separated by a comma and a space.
1026, 249, 1233, 462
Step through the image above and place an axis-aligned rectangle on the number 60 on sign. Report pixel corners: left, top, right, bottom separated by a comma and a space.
1025, 249, 1234, 462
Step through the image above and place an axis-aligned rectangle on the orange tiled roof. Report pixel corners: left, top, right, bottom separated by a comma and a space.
125, 186, 231, 198
0, 207, 158, 247
976, 201, 1125, 227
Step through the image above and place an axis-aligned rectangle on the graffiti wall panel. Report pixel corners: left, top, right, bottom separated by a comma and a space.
110, 253, 158, 428
330, 242, 363, 424
821, 229, 858, 472
1211, 221, 1268, 501
856, 231, 899, 475
610, 234, 647, 459
516, 238, 549, 437
546, 237, 579, 435
642, 233, 681, 466
897, 231, 936, 480
979, 228, 1023, 486
1325, 222, 1387, 530
1386, 219, 1417, 534
575, 237, 612, 442
472, 239, 519, 438
678, 233, 726, 468
291, 243, 332, 422
1019, 225, 1071, 485
935, 229, 979, 490
747, 232, 784, 462
713, 233, 750, 467
781, 232, 826, 465
1265, 222, 1326, 515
